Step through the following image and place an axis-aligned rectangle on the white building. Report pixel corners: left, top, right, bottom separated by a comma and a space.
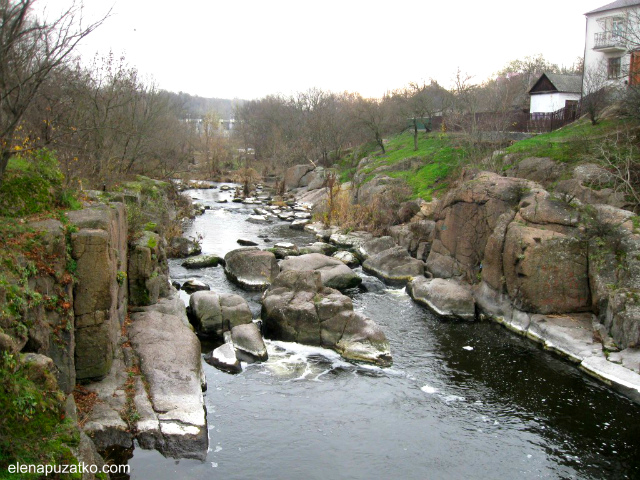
528, 73, 582, 114
583, 0, 640, 92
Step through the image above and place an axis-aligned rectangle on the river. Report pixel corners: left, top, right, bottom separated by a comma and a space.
126, 185, 640, 480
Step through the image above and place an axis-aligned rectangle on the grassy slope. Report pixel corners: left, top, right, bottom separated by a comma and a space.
503, 117, 626, 164
339, 131, 464, 200
338, 117, 634, 201
0, 153, 88, 479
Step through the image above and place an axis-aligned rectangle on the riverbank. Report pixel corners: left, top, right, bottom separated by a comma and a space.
0, 169, 210, 476
290, 177, 640, 405
127, 183, 640, 479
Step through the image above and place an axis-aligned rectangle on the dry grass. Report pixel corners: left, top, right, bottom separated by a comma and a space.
72, 385, 100, 428
315, 182, 412, 235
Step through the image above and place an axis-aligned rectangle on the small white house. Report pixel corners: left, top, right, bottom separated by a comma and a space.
583, 0, 640, 92
528, 73, 583, 115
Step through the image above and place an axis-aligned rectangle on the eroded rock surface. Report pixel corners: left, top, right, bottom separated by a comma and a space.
182, 254, 224, 269
128, 306, 207, 460
231, 323, 268, 362
68, 203, 128, 382
363, 245, 424, 285
407, 276, 476, 320
224, 247, 279, 290
280, 253, 362, 291
262, 271, 391, 366
188, 290, 252, 337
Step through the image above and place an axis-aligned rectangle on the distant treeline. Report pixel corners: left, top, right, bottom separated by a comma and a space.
165, 92, 245, 120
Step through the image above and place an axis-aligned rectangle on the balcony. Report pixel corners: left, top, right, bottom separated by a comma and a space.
594, 31, 627, 52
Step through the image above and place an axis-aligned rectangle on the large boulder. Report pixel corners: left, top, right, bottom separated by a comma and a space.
269, 242, 299, 259
604, 291, 640, 349
389, 221, 436, 257
224, 247, 279, 290
168, 236, 202, 258
188, 291, 252, 337
506, 157, 564, 185
231, 323, 268, 362
362, 246, 424, 286
573, 163, 616, 186
587, 209, 640, 348
502, 223, 590, 314
204, 343, 242, 374
279, 253, 362, 291
25, 219, 75, 394
128, 310, 207, 460
407, 276, 476, 320
262, 270, 391, 366
296, 187, 329, 206
518, 190, 580, 231
329, 231, 374, 250
285, 164, 315, 190
299, 242, 337, 256
551, 162, 626, 209
182, 254, 224, 269
355, 175, 408, 205
479, 211, 516, 293
426, 171, 537, 280
332, 251, 360, 268
358, 236, 397, 260
554, 176, 627, 209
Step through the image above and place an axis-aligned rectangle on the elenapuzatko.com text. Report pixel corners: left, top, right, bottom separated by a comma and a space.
8, 462, 130, 476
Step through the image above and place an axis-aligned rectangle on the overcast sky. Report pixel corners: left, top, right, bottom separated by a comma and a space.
38, 0, 608, 100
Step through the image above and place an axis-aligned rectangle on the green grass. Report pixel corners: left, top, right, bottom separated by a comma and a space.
0, 150, 82, 217
0, 352, 81, 479
393, 161, 455, 200
503, 118, 626, 164
339, 131, 464, 200
335, 116, 639, 205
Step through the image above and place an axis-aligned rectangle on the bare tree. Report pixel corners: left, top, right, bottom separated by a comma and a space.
0, 0, 107, 184
449, 69, 481, 135
582, 61, 615, 125
394, 80, 448, 151
594, 128, 640, 210
323, 171, 339, 227
351, 96, 398, 154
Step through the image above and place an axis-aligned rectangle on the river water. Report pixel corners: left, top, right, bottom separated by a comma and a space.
127, 185, 640, 480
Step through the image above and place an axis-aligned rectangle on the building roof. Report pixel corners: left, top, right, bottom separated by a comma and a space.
528, 73, 583, 95
586, 0, 640, 16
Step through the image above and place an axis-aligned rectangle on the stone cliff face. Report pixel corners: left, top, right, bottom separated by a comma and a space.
16, 203, 130, 393
10, 192, 208, 463
423, 170, 640, 351
128, 231, 170, 306
67, 203, 128, 382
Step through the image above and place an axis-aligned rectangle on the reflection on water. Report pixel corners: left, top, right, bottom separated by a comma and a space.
127, 186, 640, 480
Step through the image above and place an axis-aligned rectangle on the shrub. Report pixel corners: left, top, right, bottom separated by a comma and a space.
590, 128, 640, 211
0, 351, 78, 476
0, 150, 67, 217
315, 180, 412, 235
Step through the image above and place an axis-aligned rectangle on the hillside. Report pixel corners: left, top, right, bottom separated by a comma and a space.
338, 116, 639, 211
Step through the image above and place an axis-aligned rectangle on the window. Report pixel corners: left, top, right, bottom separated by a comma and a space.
612, 17, 625, 38
608, 57, 622, 78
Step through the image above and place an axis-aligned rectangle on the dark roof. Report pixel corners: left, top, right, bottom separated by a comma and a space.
586, 0, 640, 15
528, 73, 583, 95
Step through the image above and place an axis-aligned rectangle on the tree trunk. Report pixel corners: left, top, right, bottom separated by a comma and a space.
0, 149, 11, 187
413, 119, 419, 151
375, 132, 385, 154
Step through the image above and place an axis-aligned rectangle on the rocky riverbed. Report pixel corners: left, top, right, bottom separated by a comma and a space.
122, 182, 640, 480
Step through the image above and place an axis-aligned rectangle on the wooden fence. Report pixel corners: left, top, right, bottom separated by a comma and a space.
423, 103, 581, 135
